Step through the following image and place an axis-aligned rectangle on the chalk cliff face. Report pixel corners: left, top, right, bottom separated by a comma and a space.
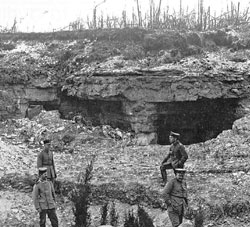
1, 28, 250, 144
60, 65, 250, 144
62, 67, 249, 102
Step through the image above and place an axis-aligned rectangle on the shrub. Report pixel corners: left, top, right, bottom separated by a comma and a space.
70, 157, 95, 227
58, 50, 74, 62
122, 43, 145, 60
100, 201, 119, 227
0, 42, 16, 51
124, 210, 138, 227
100, 202, 109, 225
124, 206, 154, 227
109, 201, 119, 227
194, 207, 205, 227
137, 205, 154, 227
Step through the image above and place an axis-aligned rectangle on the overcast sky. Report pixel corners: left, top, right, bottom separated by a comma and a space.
1, 0, 249, 32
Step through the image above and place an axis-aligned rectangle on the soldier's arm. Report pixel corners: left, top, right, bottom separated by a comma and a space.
50, 181, 56, 202
32, 185, 41, 211
161, 179, 174, 206
37, 152, 43, 168
51, 151, 57, 178
180, 145, 188, 164
183, 181, 188, 205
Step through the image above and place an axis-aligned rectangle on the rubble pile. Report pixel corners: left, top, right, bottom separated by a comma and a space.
0, 110, 134, 149
0, 110, 250, 226
0, 90, 19, 121
0, 110, 136, 188
0, 41, 63, 67
188, 114, 250, 174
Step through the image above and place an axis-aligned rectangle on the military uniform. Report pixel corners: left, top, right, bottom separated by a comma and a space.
37, 140, 57, 182
160, 132, 188, 182
162, 170, 188, 227
37, 150, 56, 180
32, 167, 58, 227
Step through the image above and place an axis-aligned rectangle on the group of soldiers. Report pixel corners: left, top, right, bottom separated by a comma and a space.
160, 131, 189, 227
32, 131, 188, 227
32, 139, 58, 227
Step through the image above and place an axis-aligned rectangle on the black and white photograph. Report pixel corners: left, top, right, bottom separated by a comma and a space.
0, 0, 250, 226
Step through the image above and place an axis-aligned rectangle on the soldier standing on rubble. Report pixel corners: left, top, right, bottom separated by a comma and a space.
32, 167, 59, 227
37, 139, 57, 184
161, 168, 188, 227
160, 131, 188, 184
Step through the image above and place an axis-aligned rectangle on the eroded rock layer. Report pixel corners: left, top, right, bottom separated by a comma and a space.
1, 28, 250, 144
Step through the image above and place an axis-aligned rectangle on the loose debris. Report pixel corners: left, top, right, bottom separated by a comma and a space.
0, 110, 250, 226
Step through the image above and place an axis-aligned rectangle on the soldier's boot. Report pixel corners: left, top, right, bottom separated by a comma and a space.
160, 167, 167, 183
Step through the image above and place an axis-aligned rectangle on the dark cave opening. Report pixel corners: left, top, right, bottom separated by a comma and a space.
25, 101, 60, 119
156, 98, 243, 145
28, 101, 60, 111
38, 93, 244, 145
59, 95, 131, 130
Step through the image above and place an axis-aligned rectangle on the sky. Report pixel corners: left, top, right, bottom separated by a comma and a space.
1, 0, 250, 32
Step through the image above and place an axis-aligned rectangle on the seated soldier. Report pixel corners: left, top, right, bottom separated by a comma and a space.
160, 131, 188, 184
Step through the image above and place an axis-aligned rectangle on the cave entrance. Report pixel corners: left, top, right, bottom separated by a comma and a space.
28, 101, 60, 111
156, 98, 243, 145
25, 101, 60, 119
59, 95, 131, 130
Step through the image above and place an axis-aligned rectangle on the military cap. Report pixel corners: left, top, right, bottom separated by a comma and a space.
174, 168, 186, 174
170, 131, 180, 138
38, 167, 47, 175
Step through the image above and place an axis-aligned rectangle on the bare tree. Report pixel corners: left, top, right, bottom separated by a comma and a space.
180, 0, 182, 18
156, 0, 162, 24
135, 0, 142, 26
11, 17, 17, 33
200, 0, 204, 30
93, 0, 106, 29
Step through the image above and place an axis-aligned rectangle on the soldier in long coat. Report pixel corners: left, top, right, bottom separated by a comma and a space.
32, 167, 58, 227
37, 139, 57, 183
160, 131, 188, 183
161, 168, 188, 227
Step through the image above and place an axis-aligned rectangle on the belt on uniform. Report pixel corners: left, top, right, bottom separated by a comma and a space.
170, 194, 186, 199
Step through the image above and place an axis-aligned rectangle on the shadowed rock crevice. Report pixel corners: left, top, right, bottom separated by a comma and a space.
156, 98, 244, 145
59, 94, 131, 130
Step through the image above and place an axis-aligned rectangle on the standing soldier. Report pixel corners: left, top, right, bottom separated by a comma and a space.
37, 139, 57, 184
161, 168, 188, 227
32, 167, 59, 227
160, 131, 188, 184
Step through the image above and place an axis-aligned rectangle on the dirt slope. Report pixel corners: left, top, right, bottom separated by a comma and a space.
0, 110, 250, 226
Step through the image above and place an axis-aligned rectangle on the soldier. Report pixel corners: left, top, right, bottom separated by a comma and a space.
161, 168, 188, 227
32, 167, 59, 227
37, 139, 57, 184
160, 131, 188, 184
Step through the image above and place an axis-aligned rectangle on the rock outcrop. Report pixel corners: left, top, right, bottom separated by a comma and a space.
1, 28, 250, 144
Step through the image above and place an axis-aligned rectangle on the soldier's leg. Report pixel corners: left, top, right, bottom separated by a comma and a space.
160, 163, 172, 182
177, 162, 184, 168
39, 209, 47, 227
168, 209, 182, 227
178, 205, 184, 225
160, 164, 167, 182
47, 208, 59, 227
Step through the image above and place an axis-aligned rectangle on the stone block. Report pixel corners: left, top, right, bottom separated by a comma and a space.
135, 132, 157, 146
